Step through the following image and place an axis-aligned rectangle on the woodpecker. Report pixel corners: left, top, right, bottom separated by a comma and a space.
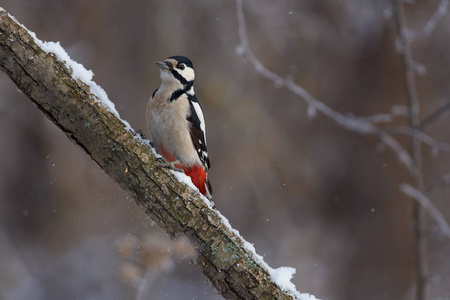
146, 56, 212, 199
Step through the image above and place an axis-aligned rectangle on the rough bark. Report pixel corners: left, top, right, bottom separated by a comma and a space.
0, 8, 296, 300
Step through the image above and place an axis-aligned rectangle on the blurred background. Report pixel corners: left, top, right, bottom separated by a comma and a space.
1, 0, 450, 299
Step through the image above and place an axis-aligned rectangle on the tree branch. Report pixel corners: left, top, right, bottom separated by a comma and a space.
400, 184, 450, 240
419, 101, 450, 131
392, 1, 427, 300
406, 0, 449, 40
0, 8, 318, 300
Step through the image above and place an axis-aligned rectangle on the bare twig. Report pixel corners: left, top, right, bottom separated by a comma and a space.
400, 184, 450, 239
359, 105, 408, 124
382, 126, 450, 153
393, 1, 427, 299
236, 6, 377, 136
419, 101, 450, 130
393, 1, 421, 134
234, 0, 421, 175
407, 0, 449, 40
424, 174, 450, 193
379, 134, 415, 172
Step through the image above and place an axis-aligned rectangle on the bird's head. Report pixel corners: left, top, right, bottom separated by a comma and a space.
156, 56, 195, 87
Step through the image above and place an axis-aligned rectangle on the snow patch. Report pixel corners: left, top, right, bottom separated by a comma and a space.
171, 170, 198, 192
270, 267, 318, 299
271, 266, 296, 287
170, 170, 215, 208
16, 18, 132, 131
215, 212, 320, 300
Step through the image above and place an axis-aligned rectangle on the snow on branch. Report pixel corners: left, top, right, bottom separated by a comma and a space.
0, 8, 320, 300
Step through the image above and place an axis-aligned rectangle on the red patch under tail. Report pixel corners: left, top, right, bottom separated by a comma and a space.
159, 147, 208, 197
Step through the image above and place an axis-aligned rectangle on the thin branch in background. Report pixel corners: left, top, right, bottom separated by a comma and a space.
393, 1, 428, 300
379, 134, 416, 173
235, 0, 420, 175
359, 112, 396, 124
236, 1, 372, 133
419, 101, 450, 130
236, 0, 376, 136
407, 0, 449, 40
382, 126, 450, 153
236, 2, 392, 141
407, 0, 450, 132
393, 0, 421, 134
359, 105, 409, 124
424, 174, 450, 193
400, 184, 450, 240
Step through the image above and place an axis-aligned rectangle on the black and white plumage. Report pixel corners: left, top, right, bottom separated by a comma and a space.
146, 56, 212, 199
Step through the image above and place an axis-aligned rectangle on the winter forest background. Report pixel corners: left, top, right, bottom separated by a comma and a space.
1, 1, 450, 299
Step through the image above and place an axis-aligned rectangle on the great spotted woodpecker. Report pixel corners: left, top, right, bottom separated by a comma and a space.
146, 56, 212, 199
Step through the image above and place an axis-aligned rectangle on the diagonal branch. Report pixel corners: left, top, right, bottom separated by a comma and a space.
381, 126, 450, 153
419, 101, 450, 130
0, 8, 319, 300
400, 184, 450, 240
406, 0, 449, 40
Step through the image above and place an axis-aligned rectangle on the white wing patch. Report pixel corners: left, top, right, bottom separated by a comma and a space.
192, 101, 207, 145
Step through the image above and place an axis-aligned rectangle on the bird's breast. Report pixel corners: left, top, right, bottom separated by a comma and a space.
146, 93, 201, 166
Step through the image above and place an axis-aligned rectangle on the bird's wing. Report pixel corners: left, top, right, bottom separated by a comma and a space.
187, 94, 210, 170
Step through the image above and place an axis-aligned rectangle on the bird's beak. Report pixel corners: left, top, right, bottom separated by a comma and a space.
156, 61, 172, 70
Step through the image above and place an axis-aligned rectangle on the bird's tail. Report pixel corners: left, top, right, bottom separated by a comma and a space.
183, 165, 212, 200
204, 176, 213, 200
159, 146, 213, 200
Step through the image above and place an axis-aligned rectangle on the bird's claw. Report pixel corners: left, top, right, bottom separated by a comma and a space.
156, 159, 184, 173
155, 157, 166, 165
136, 129, 147, 140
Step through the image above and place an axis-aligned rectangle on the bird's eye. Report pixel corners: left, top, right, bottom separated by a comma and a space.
179, 63, 185, 70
